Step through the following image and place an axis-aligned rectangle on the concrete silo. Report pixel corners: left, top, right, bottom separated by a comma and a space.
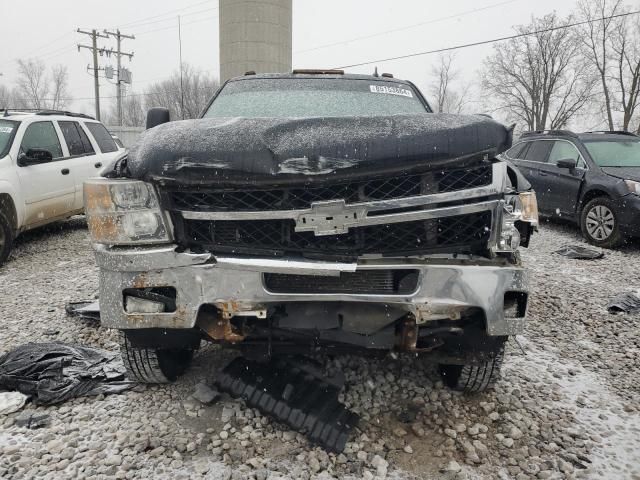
219, 0, 292, 83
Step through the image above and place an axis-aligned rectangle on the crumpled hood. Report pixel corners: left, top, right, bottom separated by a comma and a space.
127, 113, 513, 186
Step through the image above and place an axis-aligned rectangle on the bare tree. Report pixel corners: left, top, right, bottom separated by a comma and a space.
13, 59, 71, 110
0, 85, 15, 108
50, 65, 70, 110
15, 59, 49, 109
428, 53, 471, 114
610, 12, 640, 131
482, 13, 596, 131
577, 0, 625, 131
104, 92, 146, 127
145, 64, 219, 120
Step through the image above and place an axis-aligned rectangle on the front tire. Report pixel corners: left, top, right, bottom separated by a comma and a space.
119, 332, 194, 383
580, 197, 624, 248
0, 211, 14, 267
438, 343, 505, 393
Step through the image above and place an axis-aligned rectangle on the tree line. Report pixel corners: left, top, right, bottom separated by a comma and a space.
430, 0, 640, 134
0, 59, 218, 127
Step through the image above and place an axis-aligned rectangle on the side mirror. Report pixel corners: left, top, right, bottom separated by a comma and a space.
17, 148, 53, 166
146, 108, 171, 130
557, 158, 577, 169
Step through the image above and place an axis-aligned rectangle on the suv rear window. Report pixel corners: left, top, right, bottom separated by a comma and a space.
204, 78, 429, 118
85, 123, 118, 153
59, 121, 95, 156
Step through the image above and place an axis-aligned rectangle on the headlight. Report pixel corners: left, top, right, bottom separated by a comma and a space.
84, 179, 172, 245
625, 180, 640, 195
495, 191, 538, 252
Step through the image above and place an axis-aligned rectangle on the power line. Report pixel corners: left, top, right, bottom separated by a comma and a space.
134, 14, 218, 36
335, 9, 640, 69
127, 6, 218, 31
110, 0, 215, 29
295, 0, 519, 55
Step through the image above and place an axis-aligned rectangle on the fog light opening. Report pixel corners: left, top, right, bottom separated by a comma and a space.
504, 291, 527, 318
123, 287, 177, 313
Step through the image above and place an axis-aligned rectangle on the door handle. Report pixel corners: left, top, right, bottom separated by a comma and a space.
94, 162, 102, 168
61, 168, 70, 175
539, 171, 548, 176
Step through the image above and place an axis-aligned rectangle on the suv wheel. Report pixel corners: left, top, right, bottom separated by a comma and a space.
580, 197, 624, 248
438, 344, 505, 393
0, 211, 14, 267
119, 332, 194, 383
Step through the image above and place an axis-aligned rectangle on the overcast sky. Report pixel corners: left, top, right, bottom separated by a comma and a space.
0, 0, 614, 117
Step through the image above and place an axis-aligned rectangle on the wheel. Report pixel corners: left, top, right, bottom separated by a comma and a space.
0, 211, 14, 267
438, 343, 505, 393
580, 197, 624, 248
119, 331, 194, 383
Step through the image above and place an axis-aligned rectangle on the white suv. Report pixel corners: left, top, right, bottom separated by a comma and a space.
0, 109, 124, 265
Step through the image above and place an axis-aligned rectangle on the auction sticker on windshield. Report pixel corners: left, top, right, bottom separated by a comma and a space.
0, 127, 13, 133
369, 85, 413, 97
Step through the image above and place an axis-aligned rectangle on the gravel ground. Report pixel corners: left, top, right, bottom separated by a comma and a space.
1, 217, 639, 480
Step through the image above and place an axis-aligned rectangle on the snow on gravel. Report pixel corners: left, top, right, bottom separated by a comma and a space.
0, 217, 639, 480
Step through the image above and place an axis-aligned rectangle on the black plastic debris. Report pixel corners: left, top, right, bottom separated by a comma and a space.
216, 357, 359, 453
607, 291, 640, 314
554, 245, 604, 260
65, 300, 100, 322
0, 343, 132, 405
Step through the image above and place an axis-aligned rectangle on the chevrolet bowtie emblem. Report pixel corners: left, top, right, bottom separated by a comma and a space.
295, 200, 367, 236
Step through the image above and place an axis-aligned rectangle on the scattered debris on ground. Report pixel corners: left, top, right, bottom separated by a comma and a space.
216, 356, 359, 452
0, 343, 132, 404
1, 221, 640, 479
14, 410, 51, 429
65, 300, 101, 323
607, 291, 640, 314
192, 381, 221, 405
0, 391, 28, 415
554, 244, 604, 259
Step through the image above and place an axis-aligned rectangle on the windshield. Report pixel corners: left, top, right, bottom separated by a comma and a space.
203, 78, 429, 118
583, 139, 640, 167
0, 120, 19, 158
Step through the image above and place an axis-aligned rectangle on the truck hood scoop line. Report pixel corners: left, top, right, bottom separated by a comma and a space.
126, 113, 513, 186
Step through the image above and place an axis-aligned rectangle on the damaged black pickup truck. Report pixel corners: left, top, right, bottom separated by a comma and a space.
85, 71, 537, 393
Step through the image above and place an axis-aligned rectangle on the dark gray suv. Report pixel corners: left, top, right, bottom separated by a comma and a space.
503, 130, 640, 248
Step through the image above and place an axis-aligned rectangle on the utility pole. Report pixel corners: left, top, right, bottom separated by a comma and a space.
77, 29, 109, 120
103, 29, 134, 126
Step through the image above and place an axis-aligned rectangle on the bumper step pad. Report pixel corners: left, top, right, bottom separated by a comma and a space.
216, 357, 359, 452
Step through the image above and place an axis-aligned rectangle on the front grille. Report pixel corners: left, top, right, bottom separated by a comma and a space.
263, 270, 420, 295
180, 211, 492, 258
167, 165, 492, 212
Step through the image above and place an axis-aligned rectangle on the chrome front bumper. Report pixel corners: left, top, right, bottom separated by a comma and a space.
95, 244, 529, 336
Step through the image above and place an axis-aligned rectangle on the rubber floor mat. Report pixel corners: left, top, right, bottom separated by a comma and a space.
216, 357, 359, 452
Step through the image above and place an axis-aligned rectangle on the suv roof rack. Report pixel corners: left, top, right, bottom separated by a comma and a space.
1, 108, 95, 120
583, 130, 638, 137
520, 129, 578, 138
